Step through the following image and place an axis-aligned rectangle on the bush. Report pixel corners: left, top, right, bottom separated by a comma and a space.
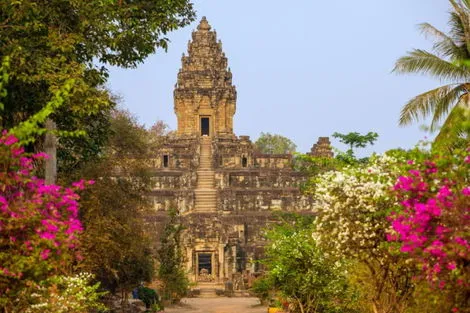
137, 286, 161, 309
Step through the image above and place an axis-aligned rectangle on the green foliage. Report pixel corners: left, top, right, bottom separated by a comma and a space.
332, 132, 379, 150
259, 214, 360, 313
310, 154, 419, 313
332, 131, 378, 153
393, 0, 470, 147
293, 153, 341, 176
8, 79, 80, 145
76, 109, 155, 295
0, 56, 10, 111
157, 209, 189, 303
137, 286, 161, 310
26, 273, 107, 313
0, 0, 195, 171
251, 275, 274, 305
254, 132, 297, 154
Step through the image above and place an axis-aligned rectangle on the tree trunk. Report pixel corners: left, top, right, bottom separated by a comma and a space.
44, 118, 57, 185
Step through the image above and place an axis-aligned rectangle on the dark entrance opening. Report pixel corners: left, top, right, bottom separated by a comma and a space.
198, 253, 212, 274
242, 157, 248, 168
201, 117, 210, 136
163, 155, 169, 168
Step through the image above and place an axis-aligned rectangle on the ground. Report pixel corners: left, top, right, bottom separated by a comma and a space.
165, 297, 267, 313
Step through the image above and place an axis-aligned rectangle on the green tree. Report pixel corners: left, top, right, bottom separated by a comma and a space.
332, 131, 378, 164
254, 132, 297, 154
393, 0, 470, 146
157, 209, 189, 303
76, 109, 155, 297
257, 214, 360, 313
0, 0, 195, 171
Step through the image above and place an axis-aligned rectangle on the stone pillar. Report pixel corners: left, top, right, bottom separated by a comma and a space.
218, 244, 225, 280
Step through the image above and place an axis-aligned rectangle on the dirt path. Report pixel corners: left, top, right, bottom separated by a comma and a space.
165, 297, 267, 313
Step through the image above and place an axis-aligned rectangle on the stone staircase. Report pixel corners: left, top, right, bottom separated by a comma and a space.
194, 137, 217, 212
197, 282, 218, 298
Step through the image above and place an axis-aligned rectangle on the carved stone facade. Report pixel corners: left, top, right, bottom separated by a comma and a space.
174, 17, 236, 137
150, 17, 332, 286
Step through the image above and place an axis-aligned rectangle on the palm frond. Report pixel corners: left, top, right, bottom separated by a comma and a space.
393, 49, 470, 81
433, 95, 470, 147
449, 11, 468, 49
399, 84, 461, 126
430, 83, 469, 130
463, 0, 470, 9
449, 0, 470, 53
419, 23, 466, 58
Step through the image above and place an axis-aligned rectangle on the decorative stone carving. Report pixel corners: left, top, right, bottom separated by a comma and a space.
174, 17, 236, 137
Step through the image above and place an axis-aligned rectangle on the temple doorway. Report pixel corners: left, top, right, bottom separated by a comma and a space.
200, 117, 210, 136
198, 253, 212, 274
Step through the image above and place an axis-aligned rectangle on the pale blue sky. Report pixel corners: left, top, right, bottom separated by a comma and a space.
108, 1, 451, 155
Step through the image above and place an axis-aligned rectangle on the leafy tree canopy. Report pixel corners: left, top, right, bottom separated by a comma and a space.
75, 109, 157, 295
254, 132, 297, 154
332, 131, 378, 165
0, 0, 195, 171
332, 131, 378, 151
255, 214, 360, 313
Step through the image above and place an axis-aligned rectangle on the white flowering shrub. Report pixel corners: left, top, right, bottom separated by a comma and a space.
26, 272, 107, 313
313, 154, 401, 260
311, 154, 418, 313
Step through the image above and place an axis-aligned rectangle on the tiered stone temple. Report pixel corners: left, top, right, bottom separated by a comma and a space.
150, 17, 333, 288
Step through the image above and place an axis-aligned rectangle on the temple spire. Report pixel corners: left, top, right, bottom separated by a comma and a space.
197, 16, 211, 31
174, 17, 237, 137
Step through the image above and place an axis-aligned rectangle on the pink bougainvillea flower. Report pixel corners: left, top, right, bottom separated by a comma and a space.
446, 262, 456, 270
40, 249, 51, 260
4, 135, 18, 145
462, 187, 470, 196
32, 152, 49, 159
71, 179, 86, 190
39, 232, 56, 240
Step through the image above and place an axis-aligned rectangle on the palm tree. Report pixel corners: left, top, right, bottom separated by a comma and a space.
394, 0, 470, 146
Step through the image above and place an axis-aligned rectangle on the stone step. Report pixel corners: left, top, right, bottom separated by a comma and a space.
198, 289, 217, 298
197, 177, 214, 181
195, 206, 216, 209
194, 207, 216, 210
195, 200, 216, 203
197, 172, 214, 176
197, 181, 214, 185
195, 189, 216, 193
195, 195, 217, 199
195, 195, 217, 200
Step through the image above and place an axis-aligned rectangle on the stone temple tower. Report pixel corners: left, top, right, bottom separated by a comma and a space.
174, 17, 236, 137
151, 17, 332, 288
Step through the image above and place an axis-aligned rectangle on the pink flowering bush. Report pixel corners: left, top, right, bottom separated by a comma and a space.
387, 149, 469, 307
0, 131, 92, 311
